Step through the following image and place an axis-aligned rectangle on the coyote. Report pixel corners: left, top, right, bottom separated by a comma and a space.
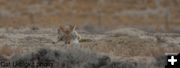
53, 25, 81, 48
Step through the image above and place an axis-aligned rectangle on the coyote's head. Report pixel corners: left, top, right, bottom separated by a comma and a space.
57, 25, 80, 45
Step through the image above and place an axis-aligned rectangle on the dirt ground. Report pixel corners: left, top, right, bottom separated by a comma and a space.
0, 27, 180, 68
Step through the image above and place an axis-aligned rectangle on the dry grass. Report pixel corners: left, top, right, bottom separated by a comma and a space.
0, 0, 180, 29
0, 27, 179, 68
81, 35, 180, 58
0, 48, 161, 68
0, 45, 23, 60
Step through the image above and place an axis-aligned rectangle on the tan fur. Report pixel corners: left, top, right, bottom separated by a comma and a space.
54, 25, 81, 48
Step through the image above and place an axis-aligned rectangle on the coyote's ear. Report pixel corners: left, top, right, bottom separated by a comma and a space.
59, 25, 64, 32
70, 25, 76, 31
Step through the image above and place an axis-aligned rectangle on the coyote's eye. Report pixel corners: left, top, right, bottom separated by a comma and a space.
65, 41, 71, 44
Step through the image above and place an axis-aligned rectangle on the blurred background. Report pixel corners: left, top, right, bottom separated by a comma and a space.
0, 0, 179, 32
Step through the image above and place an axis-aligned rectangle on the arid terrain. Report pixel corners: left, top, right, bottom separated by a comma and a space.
0, 0, 180, 68
0, 0, 180, 30
0, 27, 180, 68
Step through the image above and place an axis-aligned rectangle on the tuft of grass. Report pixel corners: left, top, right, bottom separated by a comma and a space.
30, 26, 39, 31
9, 48, 112, 68
1, 48, 161, 68
0, 45, 23, 60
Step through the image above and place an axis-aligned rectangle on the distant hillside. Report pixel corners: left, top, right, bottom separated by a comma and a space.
0, 0, 179, 30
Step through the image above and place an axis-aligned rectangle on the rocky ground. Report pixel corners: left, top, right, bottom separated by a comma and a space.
0, 27, 180, 68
